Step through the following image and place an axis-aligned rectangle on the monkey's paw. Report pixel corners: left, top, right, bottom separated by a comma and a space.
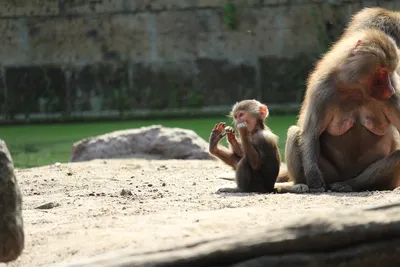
330, 182, 353, 192
292, 184, 310, 194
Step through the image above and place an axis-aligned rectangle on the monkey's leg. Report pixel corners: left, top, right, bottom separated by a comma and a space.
274, 126, 310, 193
285, 126, 306, 183
216, 159, 250, 193
0, 140, 24, 262
330, 150, 400, 192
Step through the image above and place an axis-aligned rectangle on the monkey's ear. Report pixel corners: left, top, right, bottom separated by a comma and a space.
355, 39, 362, 49
259, 105, 269, 119
352, 40, 363, 55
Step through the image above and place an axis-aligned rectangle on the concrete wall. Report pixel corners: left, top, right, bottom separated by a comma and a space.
1, 0, 399, 119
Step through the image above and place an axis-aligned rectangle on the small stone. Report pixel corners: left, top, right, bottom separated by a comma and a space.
35, 202, 60, 210
162, 182, 166, 186
148, 184, 153, 187
120, 189, 133, 196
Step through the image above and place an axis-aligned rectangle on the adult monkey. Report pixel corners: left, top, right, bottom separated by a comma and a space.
275, 28, 400, 193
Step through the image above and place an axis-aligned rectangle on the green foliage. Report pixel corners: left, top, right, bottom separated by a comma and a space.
310, 7, 332, 54
186, 90, 204, 108
112, 87, 131, 114
1, 115, 296, 168
223, 0, 238, 30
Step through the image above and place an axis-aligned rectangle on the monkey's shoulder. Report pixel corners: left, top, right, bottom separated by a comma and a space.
252, 129, 279, 146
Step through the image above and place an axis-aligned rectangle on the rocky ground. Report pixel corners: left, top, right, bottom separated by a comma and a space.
2, 159, 400, 267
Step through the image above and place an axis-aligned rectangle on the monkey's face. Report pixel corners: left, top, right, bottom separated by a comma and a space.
234, 110, 257, 133
370, 67, 395, 100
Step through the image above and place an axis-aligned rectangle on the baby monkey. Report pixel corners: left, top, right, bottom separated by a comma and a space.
209, 99, 281, 193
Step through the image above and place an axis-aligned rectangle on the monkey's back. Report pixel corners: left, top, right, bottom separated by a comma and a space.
343, 7, 400, 45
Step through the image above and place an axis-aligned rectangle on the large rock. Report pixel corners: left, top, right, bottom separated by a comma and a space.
70, 125, 214, 162
0, 139, 24, 263
52, 202, 400, 267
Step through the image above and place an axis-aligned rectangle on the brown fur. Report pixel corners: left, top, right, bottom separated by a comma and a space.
275, 28, 400, 193
342, 7, 400, 75
343, 7, 400, 46
209, 99, 281, 193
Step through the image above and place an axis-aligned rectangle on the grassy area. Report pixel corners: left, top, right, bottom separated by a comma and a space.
0, 115, 296, 169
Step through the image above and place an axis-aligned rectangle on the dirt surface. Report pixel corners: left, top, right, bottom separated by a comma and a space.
2, 159, 400, 267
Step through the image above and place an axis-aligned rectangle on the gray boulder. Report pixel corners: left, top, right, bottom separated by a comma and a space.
70, 125, 214, 162
52, 202, 400, 267
0, 139, 24, 263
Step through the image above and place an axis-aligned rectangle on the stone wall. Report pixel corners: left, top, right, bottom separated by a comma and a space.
0, 0, 399, 119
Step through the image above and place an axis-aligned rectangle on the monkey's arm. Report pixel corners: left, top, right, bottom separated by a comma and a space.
225, 126, 243, 157
229, 138, 243, 157
385, 74, 400, 131
209, 123, 241, 169
385, 72, 400, 132
241, 134, 262, 170
211, 147, 241, 169
301, 87, 334, 190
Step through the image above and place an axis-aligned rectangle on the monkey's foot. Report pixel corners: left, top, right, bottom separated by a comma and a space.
330, 182, 353, 192
215, 185, 241, 194
393, 186, 400, 193
292, 184, 310, 193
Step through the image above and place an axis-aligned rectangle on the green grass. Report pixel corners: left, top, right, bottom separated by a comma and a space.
0, 115, 296, 169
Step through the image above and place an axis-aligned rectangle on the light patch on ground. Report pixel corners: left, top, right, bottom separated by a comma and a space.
3, 159, 400, 266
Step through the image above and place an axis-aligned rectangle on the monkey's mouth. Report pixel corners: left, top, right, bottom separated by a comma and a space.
371, 88, 394, 100
371, 73, 395, 100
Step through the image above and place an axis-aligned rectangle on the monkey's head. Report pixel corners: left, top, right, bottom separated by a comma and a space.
336, 29, 399, 100
229, 99, 269, 132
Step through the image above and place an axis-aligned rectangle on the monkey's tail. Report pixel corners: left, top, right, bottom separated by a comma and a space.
276, 163, 290, 182
274, 163, 305, 193
274, 182, 296, 193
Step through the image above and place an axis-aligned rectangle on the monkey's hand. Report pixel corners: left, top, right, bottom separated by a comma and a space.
306, 168, 327, 193
225, 126, 243, 157
330, 182, 353, 193
236, 121, 249, 137
225, 126, 237, 143
209, 122, 226, 154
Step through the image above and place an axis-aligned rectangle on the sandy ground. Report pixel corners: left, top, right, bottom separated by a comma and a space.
2, 158, 400, 267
